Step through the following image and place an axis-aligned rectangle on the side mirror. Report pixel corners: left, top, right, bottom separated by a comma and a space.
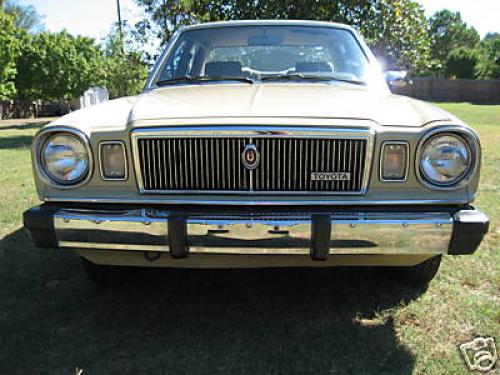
385, 70, 409, 88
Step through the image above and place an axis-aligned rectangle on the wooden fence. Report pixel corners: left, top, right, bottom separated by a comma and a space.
0, 100, 71, 120
392, 77, 500, 104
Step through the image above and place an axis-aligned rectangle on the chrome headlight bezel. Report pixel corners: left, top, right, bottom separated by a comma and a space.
415, 127, 480, 190
33, 126, 93, 189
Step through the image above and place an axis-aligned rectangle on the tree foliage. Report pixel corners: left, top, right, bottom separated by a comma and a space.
4, 0, 44, 33
0, 9, 19, 100
15, 31, 106, 100
476, 33, 500, 79
428, 10, 480, 74
101, 26, 150, 98
359, 0, 430, 72
13, 26, 149, 101
134, 0, 431, 72
445, 47, 479, 79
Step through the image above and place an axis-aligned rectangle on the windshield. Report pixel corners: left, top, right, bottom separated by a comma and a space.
155, 25, 374, 85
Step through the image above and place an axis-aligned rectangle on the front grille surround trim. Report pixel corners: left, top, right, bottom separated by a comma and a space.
131, 126, 375, 195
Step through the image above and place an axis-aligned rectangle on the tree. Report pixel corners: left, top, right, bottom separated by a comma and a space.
133, 0, 431, 73
4, 0, 44, 33
445, 47, 479, 79
476, 33, 500, 79
0, 9, 19, 100
15, 31, 106, 100
101, 26, 149, 98
428, 10, 480, 74
359, 0, 431, 72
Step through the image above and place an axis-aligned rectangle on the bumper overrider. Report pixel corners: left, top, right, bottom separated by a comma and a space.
23, 204, 489, 265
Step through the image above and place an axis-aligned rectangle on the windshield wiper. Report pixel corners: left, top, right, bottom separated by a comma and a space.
156, 75, 255, 86
260, 74, 366, 86
156, 74, 365, 86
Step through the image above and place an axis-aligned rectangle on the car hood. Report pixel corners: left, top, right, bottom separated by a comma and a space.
131, 83, 450, 126
51, 83, 453, 132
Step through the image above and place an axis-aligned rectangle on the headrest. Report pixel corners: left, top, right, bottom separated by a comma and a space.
295, 62, 332, 73
205, 61, 243, 77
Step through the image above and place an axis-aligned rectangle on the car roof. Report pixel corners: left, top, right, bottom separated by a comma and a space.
180, 19, 357, 33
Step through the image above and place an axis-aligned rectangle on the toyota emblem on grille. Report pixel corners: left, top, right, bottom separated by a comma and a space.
242, 144, 260, 170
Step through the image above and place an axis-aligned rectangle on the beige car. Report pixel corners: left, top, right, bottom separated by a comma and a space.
24, 20, 489, 286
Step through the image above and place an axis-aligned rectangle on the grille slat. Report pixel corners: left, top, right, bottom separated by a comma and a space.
137, 137, 367, 193
342, 140, 347, 191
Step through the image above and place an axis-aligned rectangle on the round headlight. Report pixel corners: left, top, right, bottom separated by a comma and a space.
420, 133, 471, 186
41, 133, 89, 185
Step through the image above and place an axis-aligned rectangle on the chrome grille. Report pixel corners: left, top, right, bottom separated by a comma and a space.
135, 134, 370, 194
254, 138, 366, 192
138, 138, 250, 191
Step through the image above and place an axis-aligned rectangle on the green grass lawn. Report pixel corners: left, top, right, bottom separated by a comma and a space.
0, 104, 498, 374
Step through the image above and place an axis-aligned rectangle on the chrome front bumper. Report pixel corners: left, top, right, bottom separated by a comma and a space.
23, 205, 489, 260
